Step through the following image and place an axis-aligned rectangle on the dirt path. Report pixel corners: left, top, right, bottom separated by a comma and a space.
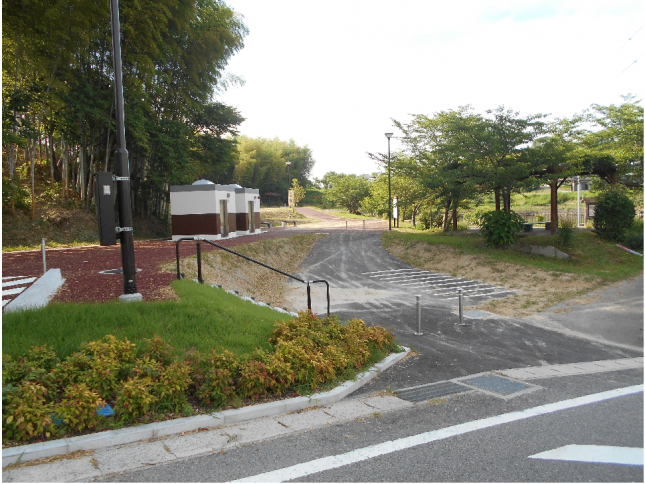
295, 207, 341, 220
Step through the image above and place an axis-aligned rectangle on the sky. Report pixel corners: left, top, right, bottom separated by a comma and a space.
217, 0, 644, 180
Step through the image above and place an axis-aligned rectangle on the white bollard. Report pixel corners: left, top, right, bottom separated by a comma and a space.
414, 295, 423, 335
458, 288, 464, 325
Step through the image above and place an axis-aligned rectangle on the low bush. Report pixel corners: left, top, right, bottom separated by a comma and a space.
558, 218, 575, 247
479, 210, 523, 247
593, 190, 635, 241
3, 315, 398, 443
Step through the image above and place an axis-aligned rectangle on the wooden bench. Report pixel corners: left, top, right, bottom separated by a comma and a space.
260, 221, 272, 228
522, 221, 551, 232
281, 220, 298, 227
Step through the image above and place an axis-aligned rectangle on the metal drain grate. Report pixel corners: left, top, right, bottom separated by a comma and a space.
396, 381, 470, 402
461, 375, 529, 395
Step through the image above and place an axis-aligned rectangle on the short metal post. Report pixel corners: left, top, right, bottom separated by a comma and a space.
41, 238, 47, 274
196, 242, 204, 284
363, 219, 366, 233
414, 295, 423, 335
346, 220, 348, 233
307, 282, 312, 311
458, 288, 464, 325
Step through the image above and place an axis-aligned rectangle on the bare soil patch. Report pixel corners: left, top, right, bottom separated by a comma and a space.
384, 238, 602, 317
166, 234, 326, 309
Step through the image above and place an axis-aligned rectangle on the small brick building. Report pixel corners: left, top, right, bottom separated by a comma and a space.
169, 181, 260, 241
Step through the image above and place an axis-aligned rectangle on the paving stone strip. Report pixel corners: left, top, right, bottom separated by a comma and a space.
2, 356, 642, 482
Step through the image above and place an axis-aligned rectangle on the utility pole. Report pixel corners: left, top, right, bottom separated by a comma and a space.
110, 0, 141, 301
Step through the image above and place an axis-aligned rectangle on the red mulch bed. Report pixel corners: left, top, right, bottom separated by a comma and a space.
1, 228, 315, 304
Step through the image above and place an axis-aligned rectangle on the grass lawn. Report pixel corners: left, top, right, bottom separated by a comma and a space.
2, 280, 294, 359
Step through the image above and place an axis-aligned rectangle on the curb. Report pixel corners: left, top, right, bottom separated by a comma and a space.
1, 347, 410, 467
4, 269, 65, 313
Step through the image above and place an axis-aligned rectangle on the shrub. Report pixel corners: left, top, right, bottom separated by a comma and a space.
593, 190, 635, 241
558, 218, 575, 247
193, 349, 239, 407
155, 361, 192, 412
81, 334, 136, 362
479, 210, 523, 247
237, 359, 275, 399
116, 377, 158, 421
535, 214, 545, 222
54, 383, 105, 433
140, 334, 175, 365
3, 382, 55, 442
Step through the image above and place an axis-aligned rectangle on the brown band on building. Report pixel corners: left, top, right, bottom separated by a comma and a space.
236, 213, 249, 232
172, 213, 220, 236
228, 213, 237, 233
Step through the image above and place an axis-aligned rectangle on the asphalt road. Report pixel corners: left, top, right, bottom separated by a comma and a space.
287, 232, 642, 396
99, 370, 643, 482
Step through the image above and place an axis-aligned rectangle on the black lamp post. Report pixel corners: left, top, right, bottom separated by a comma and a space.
385, 133, 393, 231
109, 0, 140, 301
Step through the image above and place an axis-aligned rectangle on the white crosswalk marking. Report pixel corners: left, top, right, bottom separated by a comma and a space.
364, 269, 514, 301
2, 277, 37, 288
2, 286, 28, 296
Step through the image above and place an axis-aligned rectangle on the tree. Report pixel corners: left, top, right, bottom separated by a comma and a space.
290, 178, 306, 206
323, 173, 370, 213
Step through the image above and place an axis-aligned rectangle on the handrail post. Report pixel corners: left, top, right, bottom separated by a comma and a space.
197, 241, 203, 284
307, 282, 311, 311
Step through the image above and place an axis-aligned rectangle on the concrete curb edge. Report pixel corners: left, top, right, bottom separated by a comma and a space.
2, 347, 410, 467
4, 269, 65, 313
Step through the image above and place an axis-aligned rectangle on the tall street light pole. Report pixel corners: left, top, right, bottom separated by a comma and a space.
285, 161, 291, 204
110, 0, 140, 301
385, 133, 393, 231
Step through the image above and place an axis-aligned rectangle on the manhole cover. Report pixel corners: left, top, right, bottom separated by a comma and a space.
396, 381, 470, 402
461, 375, 529, 395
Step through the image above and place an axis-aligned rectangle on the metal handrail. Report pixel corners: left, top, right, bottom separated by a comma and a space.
175, 237, 330, 316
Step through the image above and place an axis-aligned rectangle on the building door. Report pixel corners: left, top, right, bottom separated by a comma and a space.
220, 199, 229, 237
248, 200, 255, 233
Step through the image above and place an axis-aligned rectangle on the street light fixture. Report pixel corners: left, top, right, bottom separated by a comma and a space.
385, 133, 393, 231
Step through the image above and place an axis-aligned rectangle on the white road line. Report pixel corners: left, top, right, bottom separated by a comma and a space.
362, 269, 418, 275
399, 277, 461, 286
443, 290, 515, 299
529, 445, 643, 466
2, 276, 30, 280
2, 277, 36, 288
437, 285, 505, 296
2, 286, 28, 296
2, 300, 10, 307
231, 385, 643, 483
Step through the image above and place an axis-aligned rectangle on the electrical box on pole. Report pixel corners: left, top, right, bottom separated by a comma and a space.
94, 172, 117, 246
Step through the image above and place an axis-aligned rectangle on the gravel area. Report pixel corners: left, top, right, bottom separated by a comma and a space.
1, 228, 317, 304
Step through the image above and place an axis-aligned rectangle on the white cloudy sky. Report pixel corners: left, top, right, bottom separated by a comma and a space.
217, 0, 643, 180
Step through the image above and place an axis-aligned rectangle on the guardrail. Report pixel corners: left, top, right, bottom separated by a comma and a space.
175, 237, 330, 316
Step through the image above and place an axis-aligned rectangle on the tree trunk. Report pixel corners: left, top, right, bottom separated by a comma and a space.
429, 200, 433, 228
495, 189, 501, 211
49, 133, 55, 185
61, 136, 68, 200
550, 180, 558, 234
452, 204, 458, 231
443, 200, 451, 232
30, 140, 36, 219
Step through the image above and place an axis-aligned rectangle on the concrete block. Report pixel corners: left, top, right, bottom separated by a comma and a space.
274, 409, 338, 431
67, 425, 152, 452
325, 400, 374, 420
283, 396, 316, 413
221, 401, 286, 424
2, 439, 68, 467
93, 441, 175, 475
145, 414, 221, 439
362, 395, 415, 412
229, 419, 292, 445
164, 430, 229, 459
4, 269, 65, 313
2, 457, 101, 483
